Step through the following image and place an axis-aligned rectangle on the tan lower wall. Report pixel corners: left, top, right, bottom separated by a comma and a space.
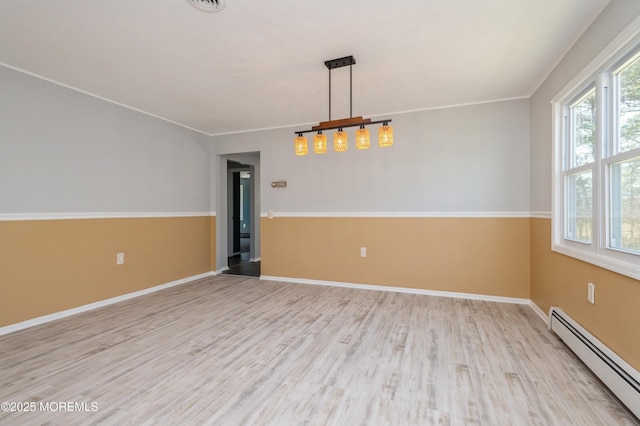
0, 216, 215, 327
530, 218, 640, 371
261, 216, 530, 299
5, 214, 636, 371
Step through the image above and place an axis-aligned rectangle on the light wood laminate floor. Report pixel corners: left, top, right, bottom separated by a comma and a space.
0, 276, 637, 425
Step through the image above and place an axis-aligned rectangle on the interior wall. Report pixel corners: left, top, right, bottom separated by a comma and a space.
0, 217, 212, 327
0, 66, 214, 327
529, 0, 640, 370
0, 66, 211, 214
210, 98, 531, 297
262, 217, 530, 298
211, 99, 529, 214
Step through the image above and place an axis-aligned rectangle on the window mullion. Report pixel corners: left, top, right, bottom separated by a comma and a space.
563, 106, 571, 170
610, 163, 622, 248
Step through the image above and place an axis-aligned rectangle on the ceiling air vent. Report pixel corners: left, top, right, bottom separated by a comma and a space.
187, 0, 226, 13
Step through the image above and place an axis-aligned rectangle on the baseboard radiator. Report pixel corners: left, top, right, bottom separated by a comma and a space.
549, 307, 640, 419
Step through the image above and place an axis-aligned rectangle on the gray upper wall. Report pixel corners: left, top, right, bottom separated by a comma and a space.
530, 0, 640, 213
2, 23, 540, 218
0, 66, 211, 215
210, 99, 530, 215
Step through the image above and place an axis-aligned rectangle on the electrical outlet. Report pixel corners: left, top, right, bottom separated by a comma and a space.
116, 253, 125, 265
587, 282, 595, 304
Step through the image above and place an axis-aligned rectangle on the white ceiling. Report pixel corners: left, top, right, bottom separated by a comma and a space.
0, 0, 610, 136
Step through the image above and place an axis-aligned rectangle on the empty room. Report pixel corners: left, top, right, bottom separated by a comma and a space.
1, 0, 639, 424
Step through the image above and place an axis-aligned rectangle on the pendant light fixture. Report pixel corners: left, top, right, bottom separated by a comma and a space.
356, 125, 370, 150
294, 56, 393, 155
294, 133, 308, 156
314, 131, 327, 154
378, 122, 394, 147
334, 128, 348, 152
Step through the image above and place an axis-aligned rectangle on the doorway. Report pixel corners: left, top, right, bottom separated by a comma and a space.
223, 160, 260, 277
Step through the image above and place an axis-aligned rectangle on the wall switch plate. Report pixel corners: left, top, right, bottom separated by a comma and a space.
360, 247, 367, 257
587, 282, 595, 304
116, 253, 125, 265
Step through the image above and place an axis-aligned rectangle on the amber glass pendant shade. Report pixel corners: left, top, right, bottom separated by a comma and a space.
334, 128, 348, 152
314, 131, 327, 154
355, 125, 370, 150
378, 123, 394, 147
294, 134, 308, 156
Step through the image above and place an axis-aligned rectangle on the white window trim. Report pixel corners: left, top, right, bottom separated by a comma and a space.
552, 15, 640, 282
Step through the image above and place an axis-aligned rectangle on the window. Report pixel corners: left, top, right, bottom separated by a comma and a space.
565, 88, 596, 244
553, 36, 640, 281
610, 56, 640, 255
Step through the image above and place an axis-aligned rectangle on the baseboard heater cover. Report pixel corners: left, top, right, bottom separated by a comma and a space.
549, 307, 640, 419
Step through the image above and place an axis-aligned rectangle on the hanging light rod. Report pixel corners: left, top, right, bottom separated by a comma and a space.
293, 55, 394, 156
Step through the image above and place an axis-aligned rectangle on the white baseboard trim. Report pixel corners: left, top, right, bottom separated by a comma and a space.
259, 275, 530, 305
529, 300, 549, 324
0, 271, 215, 336
2, 272, 549, 337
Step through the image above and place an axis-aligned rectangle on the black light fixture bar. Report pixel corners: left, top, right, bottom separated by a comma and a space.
295, 119, 392, 135
324, 56, 356, 69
